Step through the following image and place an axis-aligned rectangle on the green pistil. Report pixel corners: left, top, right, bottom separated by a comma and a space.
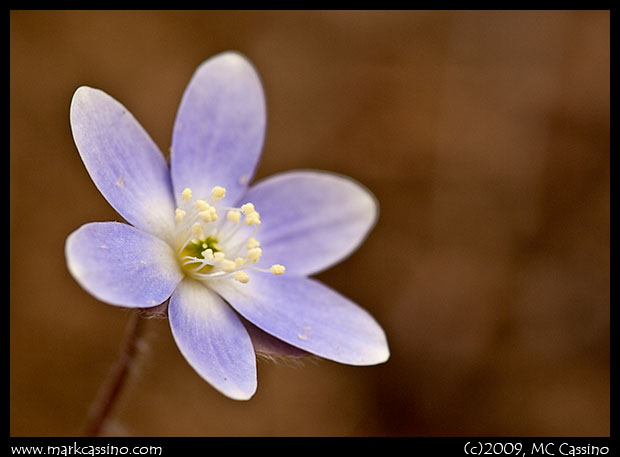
179, 235, 220, 275
181, 235, 219, 260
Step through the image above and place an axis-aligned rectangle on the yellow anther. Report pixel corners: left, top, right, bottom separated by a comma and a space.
194, 200, 210, 211
246, 247, 262, 263
199, 207, 217, 223
201, 249, 214, 260
246, 237, 260, 249
211, 186, 226, 202
213, 252, 225, 263
221, 259, 237, 273
191, 222, 204, 239
234, 271, 250, 284
181, 188, 192, 202
240, 203, 255, 215
245, 210, 261, 226
175, 208, 186, 223
270, 264, 286, 275
227, 210, 241, 224
234, 257, 247, 266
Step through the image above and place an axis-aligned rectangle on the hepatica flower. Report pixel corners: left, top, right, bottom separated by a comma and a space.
65, 52, 389, 400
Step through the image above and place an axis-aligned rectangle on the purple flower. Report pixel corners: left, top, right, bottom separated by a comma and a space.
65, 51, 389, 400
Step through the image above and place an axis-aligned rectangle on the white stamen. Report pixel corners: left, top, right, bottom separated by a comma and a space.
191, 222, 203, 239
174, 186, 284, 285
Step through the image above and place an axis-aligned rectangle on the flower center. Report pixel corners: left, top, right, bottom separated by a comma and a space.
174, 186, 285, 284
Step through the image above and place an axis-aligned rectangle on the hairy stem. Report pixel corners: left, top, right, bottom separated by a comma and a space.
82, 311, 147, 437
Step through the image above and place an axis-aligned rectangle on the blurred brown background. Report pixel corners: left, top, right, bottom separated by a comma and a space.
10, 10, 609, 436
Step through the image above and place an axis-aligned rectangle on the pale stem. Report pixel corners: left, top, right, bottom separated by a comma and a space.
82, 311, 147, 437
